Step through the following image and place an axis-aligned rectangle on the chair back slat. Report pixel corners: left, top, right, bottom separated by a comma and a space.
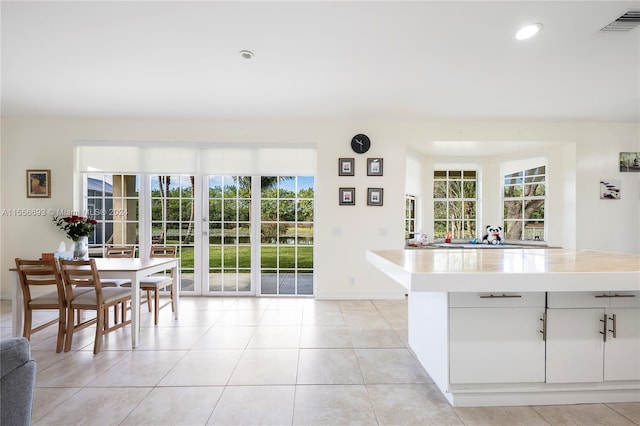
59, 259, 104, 299
14, 258, 65, 305
105, 246, 136, 258
149, 246, 177, 258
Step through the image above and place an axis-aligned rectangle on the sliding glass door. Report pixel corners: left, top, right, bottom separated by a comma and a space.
83, 172, 314, 297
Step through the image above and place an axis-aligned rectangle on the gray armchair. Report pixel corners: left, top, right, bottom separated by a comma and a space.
1, 337, 37, 426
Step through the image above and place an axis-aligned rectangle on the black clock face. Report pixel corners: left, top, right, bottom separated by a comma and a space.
351, 134, 371, 154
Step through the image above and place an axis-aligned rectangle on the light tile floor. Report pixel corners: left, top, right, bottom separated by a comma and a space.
1, 297, 639, 426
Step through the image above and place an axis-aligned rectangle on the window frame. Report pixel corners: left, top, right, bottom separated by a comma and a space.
433, 169, 478, 241
502, 165, 546, 242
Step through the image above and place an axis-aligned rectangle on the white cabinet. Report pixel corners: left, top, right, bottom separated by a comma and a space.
449, 292, 545, 384
604, 307, 640, 381
546, 291, 640, 384
546, 308, 604, 383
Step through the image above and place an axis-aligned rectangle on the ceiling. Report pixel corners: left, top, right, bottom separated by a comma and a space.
2, 2, 639, 135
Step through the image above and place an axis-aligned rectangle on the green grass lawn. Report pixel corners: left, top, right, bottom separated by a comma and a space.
177, 245, 313, 271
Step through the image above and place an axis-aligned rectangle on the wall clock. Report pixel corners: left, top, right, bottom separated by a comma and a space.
351, 134, 371, 154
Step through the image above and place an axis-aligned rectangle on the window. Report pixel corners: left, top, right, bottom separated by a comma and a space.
84, 174, 139, 251
433, 170, 477, 240
503, 166, 546, 241
405, 195, 416, 241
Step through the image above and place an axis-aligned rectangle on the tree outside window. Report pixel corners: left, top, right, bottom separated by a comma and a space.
503, 166, 546, 241
433, 170, 477, 240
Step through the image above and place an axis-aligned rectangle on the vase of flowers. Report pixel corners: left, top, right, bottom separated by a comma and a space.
72, 236, 89, 260
53, 214, 97, 260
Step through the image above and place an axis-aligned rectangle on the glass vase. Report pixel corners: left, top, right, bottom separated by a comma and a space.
73, 236, 89, 260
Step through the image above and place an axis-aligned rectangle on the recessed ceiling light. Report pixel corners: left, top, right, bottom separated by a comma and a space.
239, 50, 254, 59
515, 23, 542, 40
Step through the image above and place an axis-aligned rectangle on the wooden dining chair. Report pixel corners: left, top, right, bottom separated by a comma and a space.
140, 246, 177, 325
14, 258, 67, 352
59, 259, 132, 354
102, 245, 139, 323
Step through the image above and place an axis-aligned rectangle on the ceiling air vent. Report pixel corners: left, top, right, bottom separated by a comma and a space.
601, 9, 640, 31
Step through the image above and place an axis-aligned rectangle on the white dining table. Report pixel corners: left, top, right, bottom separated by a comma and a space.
11, 257, 180, 348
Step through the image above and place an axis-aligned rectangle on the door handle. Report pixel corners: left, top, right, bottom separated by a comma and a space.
539, 312, 547, 342
599, 314, 608, 342
608, 313, 617, 339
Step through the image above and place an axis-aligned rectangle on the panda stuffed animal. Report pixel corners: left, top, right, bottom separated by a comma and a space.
482, 225, 503, 245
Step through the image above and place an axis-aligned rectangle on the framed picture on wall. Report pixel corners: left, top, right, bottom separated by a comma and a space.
367, 158, 383, 176
619, 152, 640, 172
339, 187, 355, 205
367, 188, 383, 206
339, 158, 355, 176
600, 179, 621, 200
26, 169, 51, 198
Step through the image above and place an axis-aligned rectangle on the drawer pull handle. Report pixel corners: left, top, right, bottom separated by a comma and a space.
479, 294, 522, 299
594, 294, 636, 298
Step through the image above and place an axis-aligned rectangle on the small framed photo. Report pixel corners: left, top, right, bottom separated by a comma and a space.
339, 158, 355, 176
367, 158, 383, 176
367, 188, 383, 206
600, 179, 621, 200
339, 187, 355, 206
620, 152, 640, 172
26, 169, 51, 198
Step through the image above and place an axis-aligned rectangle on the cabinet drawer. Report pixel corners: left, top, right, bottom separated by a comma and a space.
449, 292, 545, 308
548, 292, 639, 308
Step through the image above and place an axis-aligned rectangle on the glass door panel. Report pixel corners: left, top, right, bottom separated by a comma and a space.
206, 176, 252, 295
84, 173, 140, 256
260, 176, 314, 296
151, 175, 195, 293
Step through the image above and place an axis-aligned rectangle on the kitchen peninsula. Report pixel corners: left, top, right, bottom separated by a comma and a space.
367, 248, 640, 407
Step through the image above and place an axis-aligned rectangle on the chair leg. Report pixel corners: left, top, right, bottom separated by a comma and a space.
147, 290, 152, 312
56, 307, 66, 353
104, 307, 110, 330
113, 304, 119, 324
64, 308, 74, 352
170, 284, 175, 312
94, 308, 104, 355
23, 310, 32, 340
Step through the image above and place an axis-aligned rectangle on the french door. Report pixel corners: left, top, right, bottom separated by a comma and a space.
85, 173, 314, 296
204, 176, 253, 295
203, 175, 315, 296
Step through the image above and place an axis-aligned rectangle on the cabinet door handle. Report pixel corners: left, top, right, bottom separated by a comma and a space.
479, 294, 522, 298
608, 313, 617, 339
594, 294, 636, 298
599, 314, 608, 342
539, 312, 547, 342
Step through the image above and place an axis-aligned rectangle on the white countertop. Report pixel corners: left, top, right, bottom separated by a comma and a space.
367, 249, 640, 292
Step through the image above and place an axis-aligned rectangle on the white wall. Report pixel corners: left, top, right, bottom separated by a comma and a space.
1, 118, 638, 300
